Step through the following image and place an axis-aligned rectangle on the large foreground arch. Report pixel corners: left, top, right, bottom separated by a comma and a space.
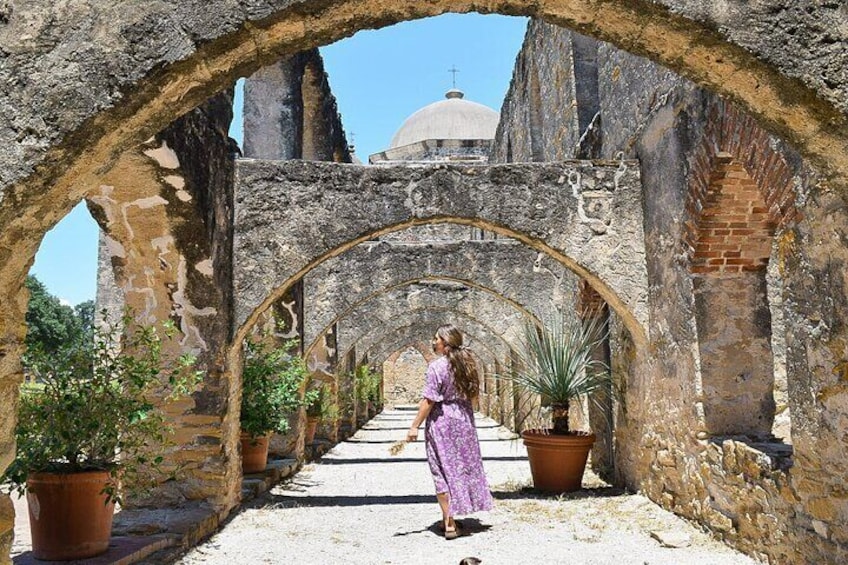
1, 3, 847, 560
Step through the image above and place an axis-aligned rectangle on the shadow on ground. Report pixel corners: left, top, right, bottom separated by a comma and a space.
261, 485, 627, 509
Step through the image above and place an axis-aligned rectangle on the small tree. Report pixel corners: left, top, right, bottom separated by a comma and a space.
511, 310, 611, 435
4, 313, 201, 503
24, 275, 81, 354
240, 339, 317, 438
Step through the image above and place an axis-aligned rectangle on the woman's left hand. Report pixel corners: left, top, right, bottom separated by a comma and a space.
406, 427, 419, 442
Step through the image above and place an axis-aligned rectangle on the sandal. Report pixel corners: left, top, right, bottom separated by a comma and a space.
444, 519, 460, 540
438, 519, 462, 532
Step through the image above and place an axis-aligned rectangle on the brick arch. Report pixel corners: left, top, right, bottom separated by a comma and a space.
690, 155, 777, 275
682, 101, 805, 437
684, 98, 801, 267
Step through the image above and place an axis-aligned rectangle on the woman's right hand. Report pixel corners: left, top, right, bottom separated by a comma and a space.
406, 427, 419, 442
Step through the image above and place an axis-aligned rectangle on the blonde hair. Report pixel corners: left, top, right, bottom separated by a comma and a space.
436, 324, 479, 401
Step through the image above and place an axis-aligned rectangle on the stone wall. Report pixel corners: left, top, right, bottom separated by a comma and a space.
91, 91, 239, 509
302, 239, 579, 352
232, 160, 648, 342
494, 19, 843, 563
382, 347, 432, 407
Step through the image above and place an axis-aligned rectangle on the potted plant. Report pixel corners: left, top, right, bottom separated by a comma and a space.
354, 365, 381, 424
304, 382, 338, 444
240, 339, 316, 473
510, 310, 611, 493
3, 316, 200, 561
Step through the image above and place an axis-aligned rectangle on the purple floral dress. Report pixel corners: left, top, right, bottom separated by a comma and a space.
422, 356, 494, 516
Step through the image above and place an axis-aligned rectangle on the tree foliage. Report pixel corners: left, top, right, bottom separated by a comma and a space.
240, 339, 317, 438
24, 275, 84, 354
5, 315, 201, 503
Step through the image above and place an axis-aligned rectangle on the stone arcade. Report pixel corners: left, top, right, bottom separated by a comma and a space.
1, 2, 847, 563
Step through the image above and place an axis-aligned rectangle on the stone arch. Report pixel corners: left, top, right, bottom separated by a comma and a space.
1, 3, 847, 558
233, 160, 648, 347
2, 2, 844, 265
345, 308, 512, 368
336, 290, 526, 368
363, 322, 503, 374
364, 321, 511, 422
304, 279, 541, 362
302, 238, 577, 346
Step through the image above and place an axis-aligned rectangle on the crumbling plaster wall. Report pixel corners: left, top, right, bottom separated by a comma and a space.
494, 19, 842, 563
91, 91, 239, 510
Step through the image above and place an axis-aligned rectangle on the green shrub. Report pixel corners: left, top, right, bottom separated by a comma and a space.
240, 339, 316, 438
4, 315, 201, 503
354, 365, 381, 404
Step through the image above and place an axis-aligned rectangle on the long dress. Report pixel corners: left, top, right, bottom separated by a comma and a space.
422, 356, 494, 516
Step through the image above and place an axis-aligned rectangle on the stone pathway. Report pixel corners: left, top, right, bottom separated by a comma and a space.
178, 409, 756, 565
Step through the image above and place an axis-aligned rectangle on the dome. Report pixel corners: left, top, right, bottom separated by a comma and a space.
389, 89, 500, 149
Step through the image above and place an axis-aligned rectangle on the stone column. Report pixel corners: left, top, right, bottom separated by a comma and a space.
580, 281, 615, 480
243, 55, 307, 160
301, 53, 351, 163
90, 91, 238, 510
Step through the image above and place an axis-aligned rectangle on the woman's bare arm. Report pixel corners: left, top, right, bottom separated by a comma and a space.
406, 398, 434, 441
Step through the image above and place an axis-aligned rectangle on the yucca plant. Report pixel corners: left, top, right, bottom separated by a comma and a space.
511, 310, 611, 435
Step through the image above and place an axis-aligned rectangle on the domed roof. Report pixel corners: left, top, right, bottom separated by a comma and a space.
389, 89, 500, 149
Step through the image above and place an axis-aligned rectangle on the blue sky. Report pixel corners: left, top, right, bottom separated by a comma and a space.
30, 13, 529, 306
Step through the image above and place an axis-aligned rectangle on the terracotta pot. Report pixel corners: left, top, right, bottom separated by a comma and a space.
27, 470, 115, 561
240, 432, 270, 474
304, 416, 319, 444
521, 430, 596, 493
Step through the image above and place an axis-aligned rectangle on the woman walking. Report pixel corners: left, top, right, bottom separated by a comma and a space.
406, 324, 493, 540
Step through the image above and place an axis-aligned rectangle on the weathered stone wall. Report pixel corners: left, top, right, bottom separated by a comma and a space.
351, 310, 508, 368
90, 91, 239, 509
333, 282, 526, 359
302, 239, 579, 350
232, 159, 648, 344
382, 347, 432, 407
244, 49, 351, 163
495, 19, 843, 563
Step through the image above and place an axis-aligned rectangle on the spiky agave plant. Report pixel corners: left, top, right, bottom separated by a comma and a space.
511, 310, 611, 435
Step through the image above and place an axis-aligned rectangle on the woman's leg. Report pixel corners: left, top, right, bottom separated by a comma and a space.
436, 492, 451, 525
437, 492, 458, 538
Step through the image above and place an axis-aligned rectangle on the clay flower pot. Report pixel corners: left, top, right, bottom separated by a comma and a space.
521, 430, 595, 493
240, 432, 270, 474
27, 470, 115, 561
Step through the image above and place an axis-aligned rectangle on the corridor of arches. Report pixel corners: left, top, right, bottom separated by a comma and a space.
2, 3, 846, 564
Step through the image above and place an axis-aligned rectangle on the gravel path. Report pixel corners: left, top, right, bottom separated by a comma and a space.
178, 409, 756, 565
